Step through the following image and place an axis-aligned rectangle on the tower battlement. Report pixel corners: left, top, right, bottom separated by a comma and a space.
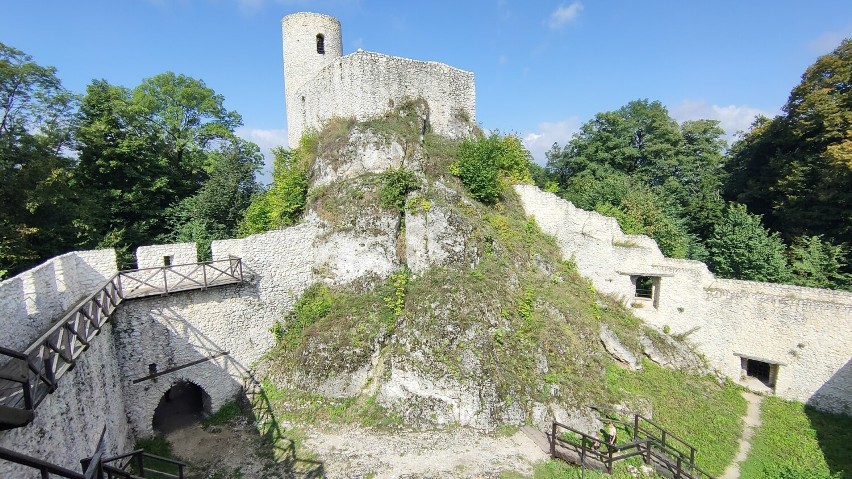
281, 12, 476, 147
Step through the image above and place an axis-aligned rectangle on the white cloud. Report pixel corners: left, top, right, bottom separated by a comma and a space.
498, 54, 508, 65
670, 99, 775, 140
548, 2, 583, 29
236, 0, 264, 14
808, 25, 852, 54
522, 118, 580, 165
235, 127, 288, 183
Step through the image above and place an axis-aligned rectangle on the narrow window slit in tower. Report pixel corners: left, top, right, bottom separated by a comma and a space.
316, 34, 325, 54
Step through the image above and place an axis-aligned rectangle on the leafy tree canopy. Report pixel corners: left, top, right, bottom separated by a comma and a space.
0, 42, 80, 275
726, 39, 852, 246
706, 204, 790, 283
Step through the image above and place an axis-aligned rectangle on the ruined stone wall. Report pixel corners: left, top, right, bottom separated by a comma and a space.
115, 225, 319, 436
136, 243, 198, 268
514, 184, 852, 414
0, 250, 116, 353
0, 323, 133, 477
287, 50, 475, 147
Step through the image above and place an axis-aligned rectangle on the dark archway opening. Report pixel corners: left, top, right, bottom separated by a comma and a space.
744, 358, 776, 388
152, 381, 210, 434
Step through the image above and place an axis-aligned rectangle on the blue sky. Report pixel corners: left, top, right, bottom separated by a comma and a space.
5, 1, 852, 175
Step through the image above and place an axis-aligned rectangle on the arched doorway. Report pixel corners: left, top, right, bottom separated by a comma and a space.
152, 381, 211, 433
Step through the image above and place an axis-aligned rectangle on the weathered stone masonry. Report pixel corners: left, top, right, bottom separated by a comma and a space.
514, 184, 852, 415
282, 12, 476, 147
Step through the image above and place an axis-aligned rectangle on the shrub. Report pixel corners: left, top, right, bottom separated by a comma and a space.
453, 132, 533, 204
238, 133, 316, 235
379, 168, 419, 211
276, 283, 334, 348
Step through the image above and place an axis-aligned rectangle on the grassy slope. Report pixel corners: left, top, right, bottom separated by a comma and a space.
257, 108, 747, 474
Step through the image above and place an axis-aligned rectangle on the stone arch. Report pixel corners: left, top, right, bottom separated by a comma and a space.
151, 379, 211, 433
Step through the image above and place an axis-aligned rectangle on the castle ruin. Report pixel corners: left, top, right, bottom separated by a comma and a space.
0, 11, 850, 477
281, 12, 476, 147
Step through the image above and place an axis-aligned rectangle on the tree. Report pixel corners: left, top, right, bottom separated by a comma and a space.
74, 73, 245, 265
165, 138, 263, 258
726, 39, 852, 247
706, 204, 790, 283
0, 42, 80, 275
239, 135, 314, 235
788, 236, 851, 290
546, 99, 728, 259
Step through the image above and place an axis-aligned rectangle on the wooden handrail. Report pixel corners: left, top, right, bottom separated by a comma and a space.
550, 417, 715, 479
0, 259, 244, 430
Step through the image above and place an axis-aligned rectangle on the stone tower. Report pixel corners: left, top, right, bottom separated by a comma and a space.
282, 12, 343, 147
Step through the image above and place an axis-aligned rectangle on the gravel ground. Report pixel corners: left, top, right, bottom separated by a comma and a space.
165, 420, 548, 479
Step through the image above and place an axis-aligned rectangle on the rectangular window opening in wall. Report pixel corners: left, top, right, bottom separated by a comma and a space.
741, 357, 779, 391
635, 276, 654, 299
163, 255, 173, 266
632, 275, 661, 309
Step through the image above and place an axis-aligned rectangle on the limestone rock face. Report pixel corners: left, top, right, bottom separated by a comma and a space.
405, 183, 480, 275
311, 127, 407, 188
311, 209, 401, 286
599, 324, 641, 370
639, 334, 707, 374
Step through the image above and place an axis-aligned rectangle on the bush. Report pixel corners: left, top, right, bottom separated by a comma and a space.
238, 134, 316, 235
454, 132, 533, 204
275, 283, 334, 349
380, 168, 419, 211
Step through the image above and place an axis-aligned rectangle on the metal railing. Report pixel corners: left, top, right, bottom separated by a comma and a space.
0, 258, 243, 430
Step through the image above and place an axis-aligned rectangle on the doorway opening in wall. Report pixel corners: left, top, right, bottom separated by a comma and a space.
152, 381, 211, 434
741, 357, 778, 391
635, 276, 654, 299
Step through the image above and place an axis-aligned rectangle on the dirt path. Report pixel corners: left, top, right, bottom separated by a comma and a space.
720, 392, 763, 479
302, 425, 548, 478
164, 418, 547, 478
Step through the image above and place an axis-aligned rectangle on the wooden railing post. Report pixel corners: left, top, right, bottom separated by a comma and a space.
162, 267, 168, 294
634, 414, 639, 440
202, 263, 208, 289
550, 422, 556, 458
137, 453, 144, 477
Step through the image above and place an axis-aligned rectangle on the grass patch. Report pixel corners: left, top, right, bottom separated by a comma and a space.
261, 381, 403, 429
201, 400, 245, 428
500, 459, 639, 479
739, 396, 851, 479
605, 361, 745, 475
133, 435, 181, 477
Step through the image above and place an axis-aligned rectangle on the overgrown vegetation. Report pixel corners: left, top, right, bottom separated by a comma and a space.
453, 132, 533, 203
739, 397, 851, 479
239, 134, 316, 235
379, 168, 419, 211
538, 41, 852, 289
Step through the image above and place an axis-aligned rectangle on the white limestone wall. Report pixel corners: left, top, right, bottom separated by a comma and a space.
116, 225, 319, 436
136, 243, 197, 268
282, 12, 343, 148
0, 323, 133, 477
0, 250, 116, 353
515, 185, 852, 414
288, 50, 475, 147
